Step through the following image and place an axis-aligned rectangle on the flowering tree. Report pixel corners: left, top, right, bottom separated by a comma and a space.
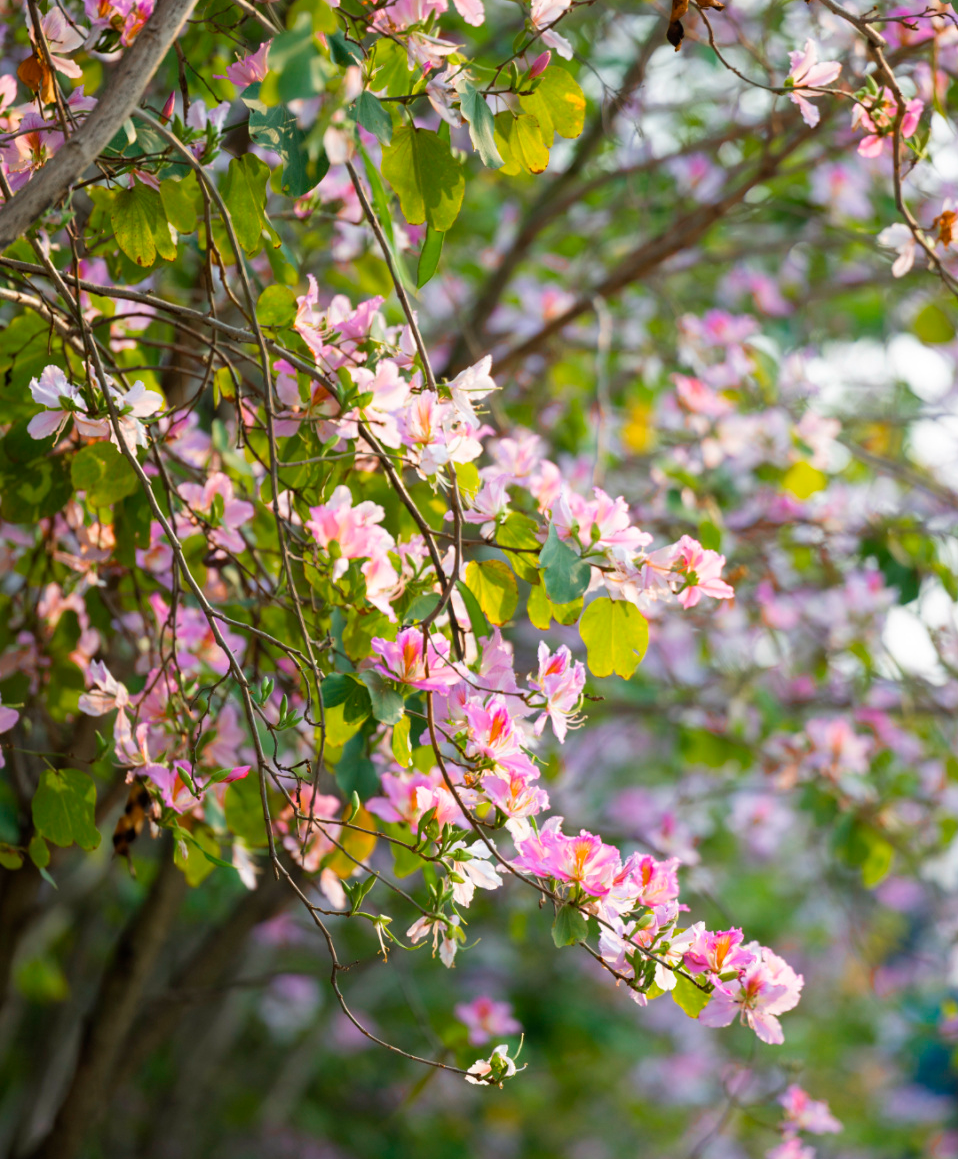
1, 0, 958, 1156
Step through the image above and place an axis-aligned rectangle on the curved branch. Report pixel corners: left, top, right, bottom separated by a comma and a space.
0, 0, 197, 249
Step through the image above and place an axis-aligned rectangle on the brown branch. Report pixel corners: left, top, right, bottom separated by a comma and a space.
25, 839, 187, 1159
491, 121, 814, 374
0, 0, 197, 249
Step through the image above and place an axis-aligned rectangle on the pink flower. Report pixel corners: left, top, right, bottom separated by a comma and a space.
671, 536, 734, 608
305, 486, 399, 615
786, 40, 841, 127
464, 695, 535, 775
367, 768, 445, 827
530, 0, 573, 58
539, 827, 621, 898
78, 660, 132, 746
528, 50, 551, 78
412, 784, 466, 830
528, 642, 585, 742
0, 693, 18, 734
224, 40, 271, 88
805, 716, 870, 778
684, 926, 757, 977
177, 472, 255, 555
766, 1141, 816, 1159
852, 89, 924, 157
481, 767, 550, 840
625, 853, 681, 907
699, 947, 804, 1044
29, 8, 87, 79
455, 996, 521, 1045
371, 628, 461, 692
779, 1085, 843, 1135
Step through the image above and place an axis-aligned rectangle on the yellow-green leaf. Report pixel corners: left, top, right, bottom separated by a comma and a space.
466, 559, 519, 625
494, 113, 550, 176
672, 974, 711, 1018
523, 66, 586, 140
782, 461, 827, 500
579, 597, 649, 679
221, 154, 271, 256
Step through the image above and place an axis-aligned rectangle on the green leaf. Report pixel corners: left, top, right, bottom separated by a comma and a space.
459, 83, 503, 168
112, 183, 175, 266
32, 768, 101, 851
672, 974, 711, 1018
27, 835, 48, 868
578, 597, 649, 679
404, 592, 441, 624
224, 775, 269, 848
391, 713, 412, 767
159, 175, 199, 234
465, 559, 518, 626
498, 511, 541, 582
494, 113, 549, 176
455, 579, 491, 640
261, 18, 330, 104
336, 732, 380, 800
248, 90, 324, 198
862, 832, 895, 887
221, 154, 271, 256
521, 67, 586, 141
912, 301, 955, 344
329, 30, 363, 66
0, 455, 72, 523
417, 225, 444, 289
0, 843, 23, 870
381, 126, 465, 233
174, 825, 218, 887
71, 443, 138, 507
256, 284, 298, 327
538, 524, 591, 604
321, 673, 372, 724
552, 904, 588, 947
353, 90, 392, 145
358, 670, 405, 725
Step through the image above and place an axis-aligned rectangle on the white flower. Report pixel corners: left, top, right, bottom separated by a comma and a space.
465, 1043, 518, 1085
448, 355, 497, 425
877, 222, 918, 278
448, 841, 503, 907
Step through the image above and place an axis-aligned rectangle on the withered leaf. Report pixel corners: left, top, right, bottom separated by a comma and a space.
17, 52, 57, 106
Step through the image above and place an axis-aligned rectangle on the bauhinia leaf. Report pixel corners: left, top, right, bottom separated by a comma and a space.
538, 524, 591, 605
32, 768, 101, 851
353, 90, 393, 146
578, 597, 649, 679
521, 67, 587, 141
221, 154, 271, 256
552, 904, 589, 947
465, 559, 519, 626
459, 82, 503, 168
381, 126, 465, 233
417, 224, 444, 289
672, 973, 712, 1018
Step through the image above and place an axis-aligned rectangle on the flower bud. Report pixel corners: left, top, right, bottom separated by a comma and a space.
159, 91, 175, 125
529, 50, 551, 78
